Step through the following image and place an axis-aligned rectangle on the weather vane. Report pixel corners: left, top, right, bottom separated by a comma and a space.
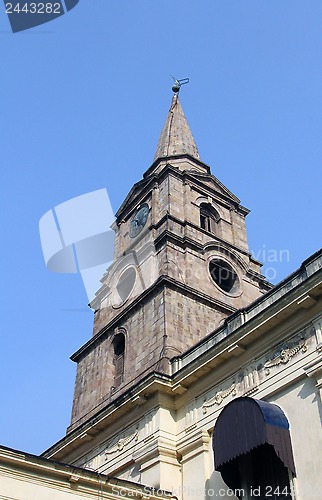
171, 77, 190, 93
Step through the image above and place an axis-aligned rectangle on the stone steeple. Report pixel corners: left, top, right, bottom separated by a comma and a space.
154, 93, 200, 161
65, 92, 272, 434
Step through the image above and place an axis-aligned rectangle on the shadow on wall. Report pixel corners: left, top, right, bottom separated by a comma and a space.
297, 377, 322, 429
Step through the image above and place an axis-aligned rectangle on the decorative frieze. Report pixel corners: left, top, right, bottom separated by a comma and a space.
82, 426, 140, 471
105, 429, 139, 457
264, 338, 307, 375
85, 326, 315, 475
201, 329, 313, 417
202, 383, 236, 413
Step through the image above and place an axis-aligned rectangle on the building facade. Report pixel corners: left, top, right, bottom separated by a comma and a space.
1, 92, 321, 499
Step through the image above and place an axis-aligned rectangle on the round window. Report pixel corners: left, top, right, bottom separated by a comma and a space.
209, 259, 239, 293
116, 267, 136, 303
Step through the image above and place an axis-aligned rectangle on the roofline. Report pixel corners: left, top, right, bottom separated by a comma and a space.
171, 248, 322, 364
42, 248, 322, 461
0, 444, 173, 497
73, 273, 237, 361
144, 154, 211, 178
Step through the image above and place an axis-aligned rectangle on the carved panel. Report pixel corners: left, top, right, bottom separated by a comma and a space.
201, 328, 314, 418
202, 383, 236, 413
264, 337, 307, 375
105, 428, 139, 458
82, 426, 139, 471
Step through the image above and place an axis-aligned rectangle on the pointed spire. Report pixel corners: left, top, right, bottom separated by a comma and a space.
154, 94, 200, 162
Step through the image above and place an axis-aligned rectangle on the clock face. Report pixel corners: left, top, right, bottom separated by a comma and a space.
129, 204, 149, 238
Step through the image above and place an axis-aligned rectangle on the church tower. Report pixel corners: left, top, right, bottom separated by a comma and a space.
68, 90, 271, 433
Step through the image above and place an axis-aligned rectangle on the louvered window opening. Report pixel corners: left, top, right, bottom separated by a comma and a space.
113, 334, 125, 387
200, 203, 217, 234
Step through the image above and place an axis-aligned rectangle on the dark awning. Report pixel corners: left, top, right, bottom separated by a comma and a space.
213, 397, 295, 474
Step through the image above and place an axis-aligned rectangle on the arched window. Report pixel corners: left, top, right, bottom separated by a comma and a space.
200, 203, 218, 234
113, 332, 125, 387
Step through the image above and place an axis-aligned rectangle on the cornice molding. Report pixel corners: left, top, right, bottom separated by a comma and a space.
73, 275, 237, 362
43, 250, 322, 463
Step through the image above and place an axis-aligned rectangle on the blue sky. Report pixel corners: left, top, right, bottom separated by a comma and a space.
1, 1, 321, 455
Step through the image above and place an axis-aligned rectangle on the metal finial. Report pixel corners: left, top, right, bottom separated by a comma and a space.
171, 76, 189, 93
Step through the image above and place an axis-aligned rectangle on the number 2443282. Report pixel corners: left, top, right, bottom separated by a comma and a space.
6, 3, 62, 14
